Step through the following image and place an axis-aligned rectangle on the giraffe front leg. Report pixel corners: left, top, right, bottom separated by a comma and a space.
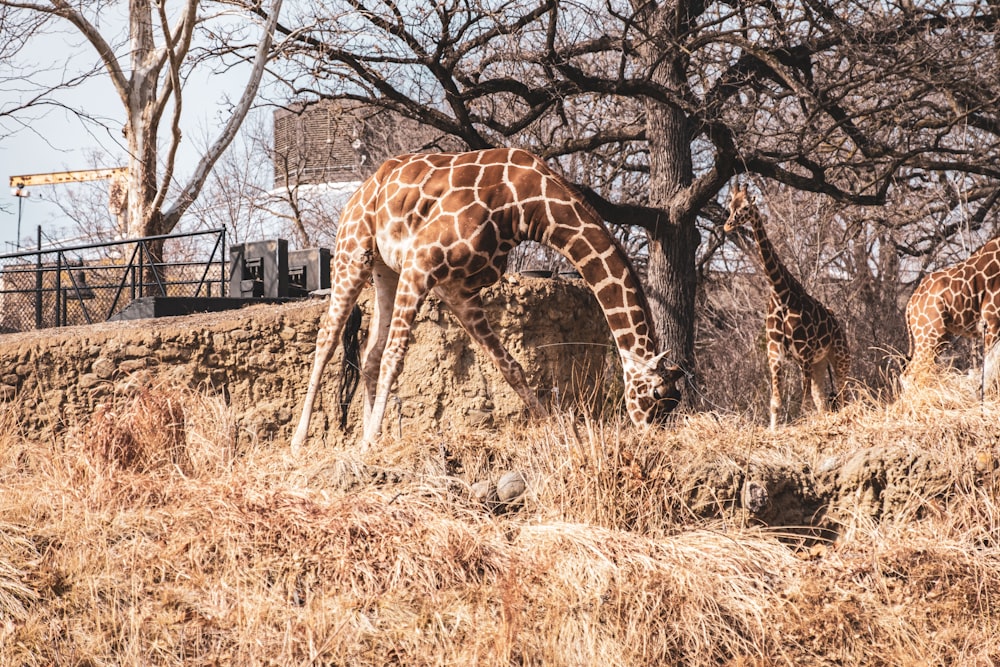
436, 285, 547, 418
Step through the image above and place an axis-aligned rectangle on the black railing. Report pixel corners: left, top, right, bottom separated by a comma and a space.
0, 228, 227, 333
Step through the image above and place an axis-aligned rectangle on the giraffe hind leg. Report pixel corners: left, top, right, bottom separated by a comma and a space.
361, 271, 430, 447
830, 346, 851, 410
361, 262, 401, 424
903, 327, 945, 390
806, 360, 829, 415
291, 261, 372, 456
983, 324, 1000, 395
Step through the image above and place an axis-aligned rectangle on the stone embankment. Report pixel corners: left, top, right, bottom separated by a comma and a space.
0, 277, 614, 443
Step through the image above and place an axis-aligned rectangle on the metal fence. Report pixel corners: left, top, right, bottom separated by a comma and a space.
0, 228, 227, 333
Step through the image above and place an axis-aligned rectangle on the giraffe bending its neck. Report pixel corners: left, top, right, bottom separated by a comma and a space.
724, 185, 851, 429
291, 148, 683, 452
904, 237, 1000, 388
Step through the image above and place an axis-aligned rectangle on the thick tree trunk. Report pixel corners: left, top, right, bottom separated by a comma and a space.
623, 0, 702, 384
644, 92, 699, 376
645, 215, 699, 371
125, 0, 162, 242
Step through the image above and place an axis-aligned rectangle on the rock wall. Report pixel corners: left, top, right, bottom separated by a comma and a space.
0, 277, 616, 444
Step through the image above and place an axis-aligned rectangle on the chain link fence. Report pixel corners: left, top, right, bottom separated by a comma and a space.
0, 229, 227, 334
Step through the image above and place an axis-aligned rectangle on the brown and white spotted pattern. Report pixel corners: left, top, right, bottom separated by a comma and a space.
724, 185, 851, 429
291, 148, 683, 451
905, 236, 1000, 388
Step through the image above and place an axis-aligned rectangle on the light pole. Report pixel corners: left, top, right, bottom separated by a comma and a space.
11, 183, 28, 249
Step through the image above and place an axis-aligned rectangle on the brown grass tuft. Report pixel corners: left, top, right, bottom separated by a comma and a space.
84, 383, 189, 473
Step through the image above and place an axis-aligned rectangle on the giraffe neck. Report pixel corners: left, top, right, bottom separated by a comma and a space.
528, 201, 660, 364
746, 210, 803, 300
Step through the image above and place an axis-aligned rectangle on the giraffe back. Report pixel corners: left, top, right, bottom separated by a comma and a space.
907, 237, 1000, 344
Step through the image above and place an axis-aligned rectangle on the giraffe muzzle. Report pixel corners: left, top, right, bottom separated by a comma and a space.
651, 385, 682, 422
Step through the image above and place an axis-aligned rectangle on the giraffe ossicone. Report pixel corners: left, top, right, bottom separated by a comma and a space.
290, 148, 683, 453
724, 184, 851, 429
904, 237, 1000, 390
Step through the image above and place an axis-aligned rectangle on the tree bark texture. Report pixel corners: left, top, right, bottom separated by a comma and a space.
637, 0, 700, 377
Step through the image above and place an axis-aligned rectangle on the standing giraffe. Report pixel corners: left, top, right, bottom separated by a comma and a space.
291, 148, 684, 452
723, 185, 851, 429
904, 236, 1000, 389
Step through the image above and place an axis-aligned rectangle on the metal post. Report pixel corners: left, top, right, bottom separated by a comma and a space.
220, 229, 226, 297
16, 196, 22, 250
55, 252, 62, 327
11, 183, 28, 250
138, 241, 144, 298
34, 225, 42, 329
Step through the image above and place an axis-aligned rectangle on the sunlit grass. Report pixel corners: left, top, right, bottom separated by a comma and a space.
1, 372, 999, 665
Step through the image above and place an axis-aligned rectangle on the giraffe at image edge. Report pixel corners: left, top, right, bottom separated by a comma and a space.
724, 185, 851, 429
904, 236, 1000, 389
291, 148, 685, 452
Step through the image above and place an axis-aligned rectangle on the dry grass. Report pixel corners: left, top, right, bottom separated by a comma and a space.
2, 373, 1000, 666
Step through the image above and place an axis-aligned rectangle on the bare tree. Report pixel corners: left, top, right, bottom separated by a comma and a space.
0, 0, 285, 267
188, 113, 278, 245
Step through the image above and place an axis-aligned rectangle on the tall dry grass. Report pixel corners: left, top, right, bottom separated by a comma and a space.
1, 372, 999, 666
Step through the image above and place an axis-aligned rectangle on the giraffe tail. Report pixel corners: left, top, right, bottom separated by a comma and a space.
336, 305, 363, 430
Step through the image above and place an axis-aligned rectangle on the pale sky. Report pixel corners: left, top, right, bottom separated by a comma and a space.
2, 74, 121, 252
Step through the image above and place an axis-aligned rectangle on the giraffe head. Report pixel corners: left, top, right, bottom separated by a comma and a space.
723, 185, 756, 234
621, 351, 684, 425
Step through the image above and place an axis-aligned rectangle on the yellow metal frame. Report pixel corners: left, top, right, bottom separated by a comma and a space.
9, 167, 127, 188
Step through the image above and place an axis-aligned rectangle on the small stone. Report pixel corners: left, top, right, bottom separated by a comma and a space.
92, 357, 116, 379
465, 408, 494, 428
124, 344, 151, 357
496, 470, 527, 503
470, 480, 495, 504
119, 359, 147, 373
817, 455, 840, 474
77, 373, 104, 389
